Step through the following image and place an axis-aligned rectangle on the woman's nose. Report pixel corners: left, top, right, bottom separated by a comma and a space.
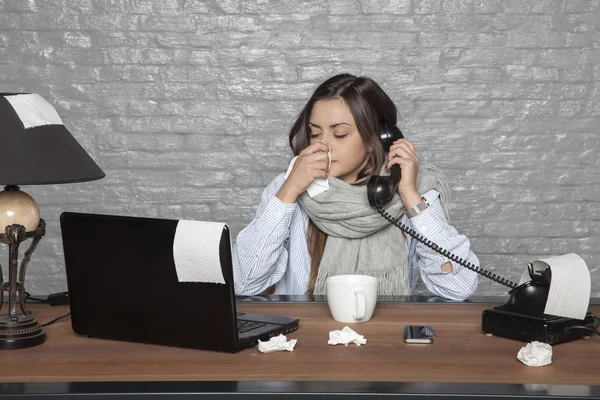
320, 140, 332, 155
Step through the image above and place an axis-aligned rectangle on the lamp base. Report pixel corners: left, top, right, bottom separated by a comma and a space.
0, 314, 46, 350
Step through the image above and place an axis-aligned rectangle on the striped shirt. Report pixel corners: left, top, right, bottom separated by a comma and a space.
233, 173, 479, 300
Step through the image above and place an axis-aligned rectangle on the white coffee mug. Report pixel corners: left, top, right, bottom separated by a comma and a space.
326, 274, 378, 323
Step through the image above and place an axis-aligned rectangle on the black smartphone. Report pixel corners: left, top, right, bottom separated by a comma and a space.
403, 325, 434, 344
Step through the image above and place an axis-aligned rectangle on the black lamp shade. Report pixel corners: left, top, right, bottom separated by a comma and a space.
0, 93, 105, 185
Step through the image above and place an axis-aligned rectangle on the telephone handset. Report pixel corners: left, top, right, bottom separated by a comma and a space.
367, 119, 598, 344
366, 121, 403, 208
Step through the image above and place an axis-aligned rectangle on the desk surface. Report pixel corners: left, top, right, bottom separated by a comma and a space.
3, 302, 600, 383
1, 301, 599, 398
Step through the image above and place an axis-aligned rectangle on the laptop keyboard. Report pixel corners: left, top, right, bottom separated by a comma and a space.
236, 312, 268, 334
237, 320, 268, 334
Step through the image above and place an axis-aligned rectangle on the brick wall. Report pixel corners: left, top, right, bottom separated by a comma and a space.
0, 0, 598, 297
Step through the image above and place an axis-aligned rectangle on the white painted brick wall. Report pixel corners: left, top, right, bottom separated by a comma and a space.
0, 0, 598, 297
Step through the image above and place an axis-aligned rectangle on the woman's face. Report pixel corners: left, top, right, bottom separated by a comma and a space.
308, 98, 368, 184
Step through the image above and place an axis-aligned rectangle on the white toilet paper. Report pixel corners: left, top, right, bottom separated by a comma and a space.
519, 253, 590, 320
328, 326, 367, 346
517, 341, 553, 367
5, 93, 64, 128
284, 140, 331, 198
172, 220, 226, 284
257, 334, 297, 353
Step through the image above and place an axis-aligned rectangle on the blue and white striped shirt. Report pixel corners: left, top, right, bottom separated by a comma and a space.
233, 173, 479, 300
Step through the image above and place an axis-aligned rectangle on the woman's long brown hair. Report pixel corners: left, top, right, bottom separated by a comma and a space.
288, 74, 400, 294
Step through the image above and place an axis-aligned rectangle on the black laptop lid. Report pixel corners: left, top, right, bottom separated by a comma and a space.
60, 212, 239, 352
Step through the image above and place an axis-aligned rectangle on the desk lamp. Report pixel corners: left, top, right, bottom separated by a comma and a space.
0, 93, 105, 349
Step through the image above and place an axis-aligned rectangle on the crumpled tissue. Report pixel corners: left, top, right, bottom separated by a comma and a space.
328, 326, 367, 346
517, 341, 553, 367
284, 140, 331, 198
257, 334, 297, 354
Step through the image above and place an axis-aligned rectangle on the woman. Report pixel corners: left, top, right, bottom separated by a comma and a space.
233, 74, 479, 300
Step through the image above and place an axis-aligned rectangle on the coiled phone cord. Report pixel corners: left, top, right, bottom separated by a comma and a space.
567, 315, 600, 337
376, 204, 519, 289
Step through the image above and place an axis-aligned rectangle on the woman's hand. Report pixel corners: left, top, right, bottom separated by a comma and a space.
386, 138, 422, 208
276, 141, 330, 204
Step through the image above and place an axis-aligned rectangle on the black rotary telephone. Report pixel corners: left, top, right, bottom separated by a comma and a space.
366, 119, 598, 344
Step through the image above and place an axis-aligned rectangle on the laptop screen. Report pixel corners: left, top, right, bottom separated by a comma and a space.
60, 212, 241, 351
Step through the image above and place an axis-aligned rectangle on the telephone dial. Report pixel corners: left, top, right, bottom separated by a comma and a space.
367, 118, 598, 344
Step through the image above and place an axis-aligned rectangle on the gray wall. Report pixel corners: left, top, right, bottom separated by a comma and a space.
1, 0, 598, 297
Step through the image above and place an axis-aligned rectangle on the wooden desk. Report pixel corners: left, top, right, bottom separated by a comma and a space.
1, 301, 599, 399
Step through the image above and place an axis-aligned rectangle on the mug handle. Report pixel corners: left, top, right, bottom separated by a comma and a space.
353, 290, 366, 320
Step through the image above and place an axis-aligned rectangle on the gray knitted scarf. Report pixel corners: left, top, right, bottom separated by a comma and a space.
298, 163, 450, 296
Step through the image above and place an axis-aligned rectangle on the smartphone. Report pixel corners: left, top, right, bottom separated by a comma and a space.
404, 325, 434, 344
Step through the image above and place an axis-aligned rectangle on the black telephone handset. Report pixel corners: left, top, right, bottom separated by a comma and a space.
366, 121, 403, 208
367, 120, 598, 344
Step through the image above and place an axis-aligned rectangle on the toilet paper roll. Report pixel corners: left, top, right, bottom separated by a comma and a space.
5, 93, 64, 128
173, 220, 226, 284
519, 253, 590, 320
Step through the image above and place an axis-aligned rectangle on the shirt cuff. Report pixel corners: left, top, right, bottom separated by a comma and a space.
259, 195, 297, 229
409, 205, 448, 240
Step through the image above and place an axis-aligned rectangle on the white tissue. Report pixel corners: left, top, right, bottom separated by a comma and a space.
172, 220, 226, 284
257, 334, 297, 353
5, 93, 64, 129
518, 253, 591, 320
517, 341, 553, 367
328, 326, 367, 346
284, 141, 331, 198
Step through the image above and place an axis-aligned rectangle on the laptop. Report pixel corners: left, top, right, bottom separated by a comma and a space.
60, 212, 299, 353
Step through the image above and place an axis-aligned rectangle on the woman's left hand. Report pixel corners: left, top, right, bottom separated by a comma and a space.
386, 138, 419, 197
